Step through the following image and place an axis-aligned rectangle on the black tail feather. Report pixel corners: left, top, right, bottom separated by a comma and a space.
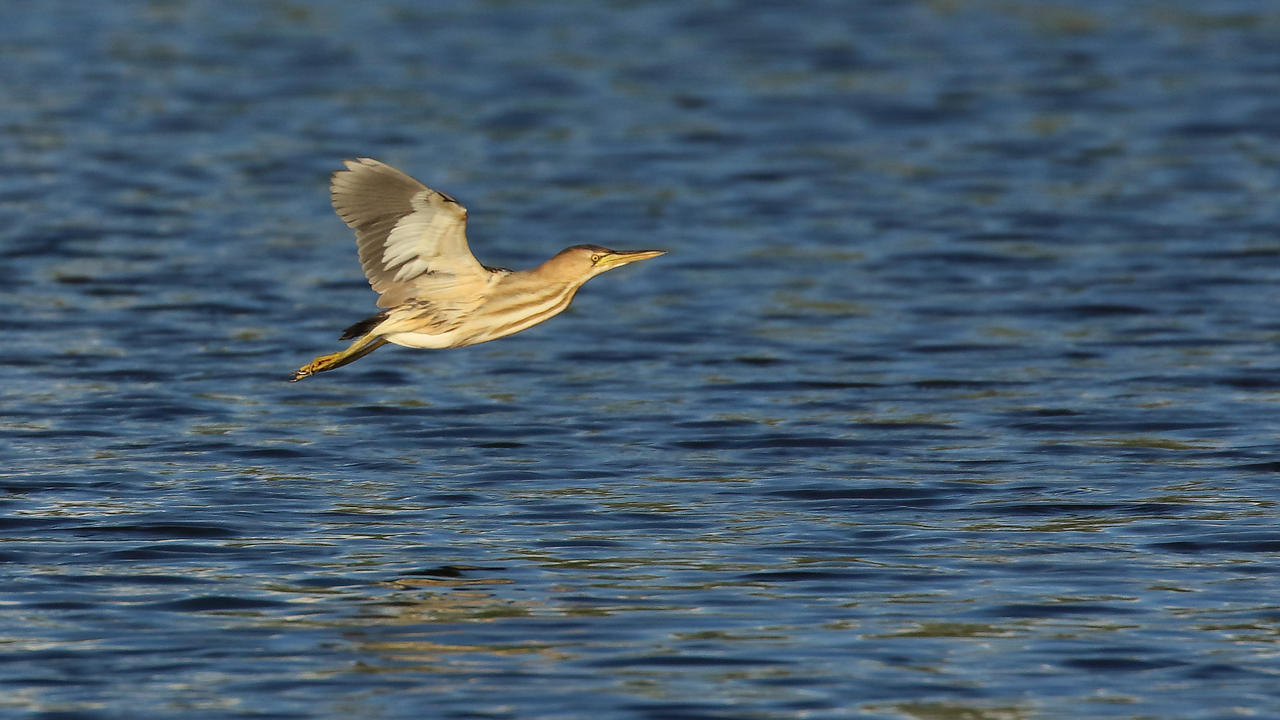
340, 310, 389, 340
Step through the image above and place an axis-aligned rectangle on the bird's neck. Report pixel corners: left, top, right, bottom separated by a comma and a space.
528, 261, 589, 291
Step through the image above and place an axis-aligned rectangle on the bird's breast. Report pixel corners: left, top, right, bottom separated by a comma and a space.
456, 282, 582, 347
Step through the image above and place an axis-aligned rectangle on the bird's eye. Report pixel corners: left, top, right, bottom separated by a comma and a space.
590, 254, 601, 264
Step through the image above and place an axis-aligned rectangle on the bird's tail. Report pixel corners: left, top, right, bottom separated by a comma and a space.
340, 310, 390, 341
290, 334, 389, 382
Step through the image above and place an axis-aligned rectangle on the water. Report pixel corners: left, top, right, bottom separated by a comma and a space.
3, 1, 1280, 718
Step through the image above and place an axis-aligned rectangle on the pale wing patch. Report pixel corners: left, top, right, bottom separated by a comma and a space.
330, 158, 488, 308
383, 214, 451, 283
381, 191, 474, 285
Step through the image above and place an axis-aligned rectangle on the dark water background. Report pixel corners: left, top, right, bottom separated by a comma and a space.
3, 1, 1280, 718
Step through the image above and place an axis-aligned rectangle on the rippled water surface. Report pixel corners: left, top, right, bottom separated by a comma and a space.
4, 1, 1280, 718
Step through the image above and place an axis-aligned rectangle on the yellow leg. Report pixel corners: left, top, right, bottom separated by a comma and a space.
290, 334, 389, 382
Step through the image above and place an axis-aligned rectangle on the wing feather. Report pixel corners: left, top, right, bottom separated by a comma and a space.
330, 158, 489, 308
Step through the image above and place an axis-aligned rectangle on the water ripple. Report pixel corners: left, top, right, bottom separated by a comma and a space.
3, 1, 1280, 718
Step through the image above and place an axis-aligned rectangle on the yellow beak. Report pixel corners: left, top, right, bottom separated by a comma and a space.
597, 249, 666, 269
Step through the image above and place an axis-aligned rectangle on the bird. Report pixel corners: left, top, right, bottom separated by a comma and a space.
290, 158, 665, 382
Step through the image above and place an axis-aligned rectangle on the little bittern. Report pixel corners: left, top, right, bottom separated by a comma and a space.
290, 158, 665, 381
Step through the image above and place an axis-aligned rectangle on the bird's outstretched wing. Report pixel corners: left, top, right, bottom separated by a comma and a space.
330, 158, 489, 308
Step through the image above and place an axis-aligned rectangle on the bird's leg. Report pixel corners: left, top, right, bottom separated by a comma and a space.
290, 334, 389, 382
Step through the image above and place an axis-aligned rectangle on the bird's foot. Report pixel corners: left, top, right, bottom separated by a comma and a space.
289, 352, 341, 382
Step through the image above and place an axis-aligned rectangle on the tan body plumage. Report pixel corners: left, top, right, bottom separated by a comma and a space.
290, 159, 664, 381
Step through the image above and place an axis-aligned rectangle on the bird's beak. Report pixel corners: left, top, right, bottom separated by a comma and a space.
597, 249, 666, 269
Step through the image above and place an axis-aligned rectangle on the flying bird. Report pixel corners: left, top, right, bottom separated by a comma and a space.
290, 158, 665, 381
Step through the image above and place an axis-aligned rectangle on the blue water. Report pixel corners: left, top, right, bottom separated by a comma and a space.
3, 1, 1280, 718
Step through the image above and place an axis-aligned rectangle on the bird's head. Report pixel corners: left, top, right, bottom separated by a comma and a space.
544, 244, 666, 284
